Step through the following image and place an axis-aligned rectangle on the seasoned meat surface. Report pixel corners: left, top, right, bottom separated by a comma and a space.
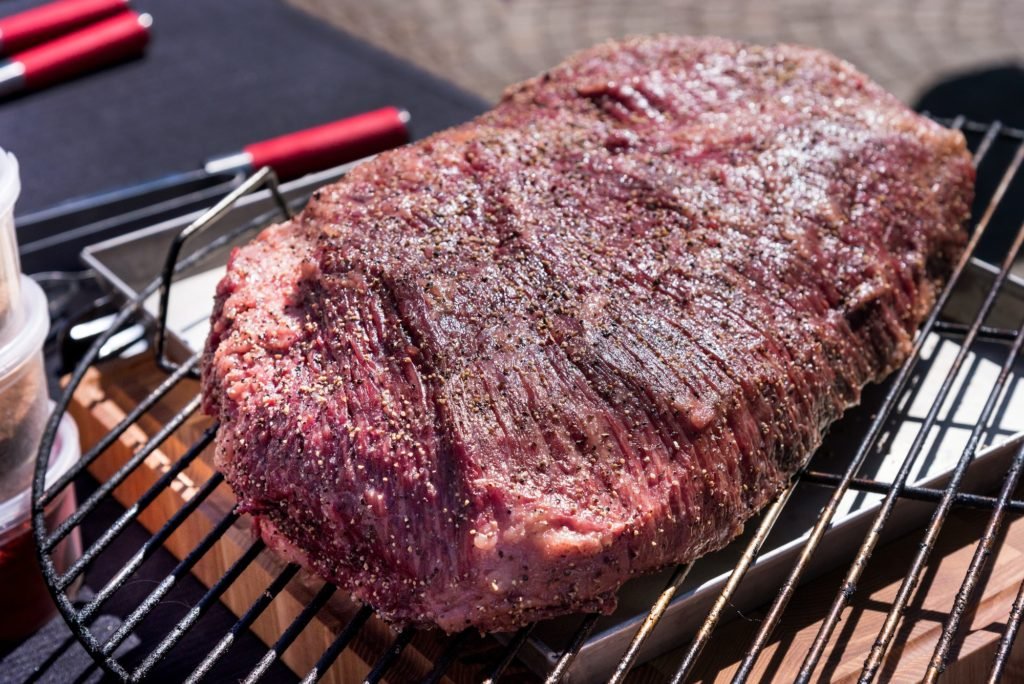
202, 36, 973, 632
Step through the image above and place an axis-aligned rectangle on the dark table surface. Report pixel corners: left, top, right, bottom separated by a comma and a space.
0, 0, 485, 681
2, 0, 485, 217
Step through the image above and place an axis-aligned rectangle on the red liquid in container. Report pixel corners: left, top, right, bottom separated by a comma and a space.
0, 412, 81, 642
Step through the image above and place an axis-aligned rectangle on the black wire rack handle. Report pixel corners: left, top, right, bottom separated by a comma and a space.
155, 166, 293, 376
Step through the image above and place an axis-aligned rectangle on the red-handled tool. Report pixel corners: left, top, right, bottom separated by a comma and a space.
204, 106, 411, 181
17, 107, 412, 250
0, 10, 150, 97
0, 0, 130, 56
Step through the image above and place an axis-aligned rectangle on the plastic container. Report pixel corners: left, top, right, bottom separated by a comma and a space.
0, 275, 50, 502
0, 148, 20, 334
0, 409, 81, 641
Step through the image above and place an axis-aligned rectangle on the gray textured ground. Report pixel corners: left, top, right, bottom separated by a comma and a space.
288, 0, 1023, 104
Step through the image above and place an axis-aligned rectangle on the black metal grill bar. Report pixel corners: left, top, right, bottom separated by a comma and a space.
544, 614, 600, 684
132, 540, 267, 681
43, 395, 202, 552
989, 576, 1024, 683
481, 623, 536, 684
33, 270, 162, 556
242, 582, 337, 684
800, 466, 1024, 513
971, 124, 1021, 228
298, 605, 373, 684
79, 472, 225, 622
965, 120, 1006, 161
362, 626, 415, 684
925, 440, 1024, 682
932, 320, 1021, 343
54, 424, 218, 592
100, 508, 241, 657
608, 563, 694, 684
38, 354, 201, 508
669, 487, 795, 684
186, 563, 301, 684
725, 120, 1022, 682
422, 630, 471, 684
798, 246, 1024, 680
855, 262, 1024, 682
962, 119, 1020, 139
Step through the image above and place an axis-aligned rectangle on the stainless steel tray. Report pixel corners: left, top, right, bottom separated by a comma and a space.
80, 166, 1024, 683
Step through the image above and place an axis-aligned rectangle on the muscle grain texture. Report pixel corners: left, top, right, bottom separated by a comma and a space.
202, 36, 973, 632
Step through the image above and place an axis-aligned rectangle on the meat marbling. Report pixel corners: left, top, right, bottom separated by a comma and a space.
202, 36, 974, 632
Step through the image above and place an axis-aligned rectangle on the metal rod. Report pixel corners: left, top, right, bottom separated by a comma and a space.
242, 582, 337, 684
132, 540, 267, 680
859, 320, 1024, 682
362, 627, 416, 684
800, 466, 1024, 513
967, 120, 1005, 163
609, 563, 694, 684
37, 354, 200, 507
100, 508, 241, 656
544, 614, 601, 684
962, 119, 1019, 137
925, 441, 1024, 681
670, 486, 795, 683
186, 563, 301, 684
33, 270, 162, 551
156, 167, 290, 375
932, 320, 1021, 343
78, 472, 225, 622
481, 624, 537, 684
54, 424, 218, 591
42, 395, 202, 552
299, 605, 374, 684
989, 576, 1024, 683
728, 120, 1020, 683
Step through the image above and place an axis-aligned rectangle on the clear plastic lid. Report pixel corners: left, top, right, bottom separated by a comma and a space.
0, 409, 79, 536
0, 148, 18, 224
0, 275, 48, 387
0, 276, 51, 502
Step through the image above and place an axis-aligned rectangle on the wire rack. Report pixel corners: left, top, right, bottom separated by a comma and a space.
30, 117, 1024, 683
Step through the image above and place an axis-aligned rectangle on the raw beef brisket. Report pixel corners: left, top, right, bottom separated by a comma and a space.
202, 36, 973, 632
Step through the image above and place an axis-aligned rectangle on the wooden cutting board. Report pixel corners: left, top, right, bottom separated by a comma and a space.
70, 352, 1024, 683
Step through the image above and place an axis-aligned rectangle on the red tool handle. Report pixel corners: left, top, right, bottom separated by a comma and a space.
0, 0, 129, 55
18, 11, 150, 91
244, 106, 410, 181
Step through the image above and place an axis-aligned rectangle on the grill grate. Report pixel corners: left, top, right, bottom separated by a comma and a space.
30, 118, 1024, 683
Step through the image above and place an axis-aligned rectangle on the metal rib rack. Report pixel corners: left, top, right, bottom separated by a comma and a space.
31, 118, 1024, 682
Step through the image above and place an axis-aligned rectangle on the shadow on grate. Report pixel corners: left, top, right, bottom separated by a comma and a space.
30, 118, 1024, 683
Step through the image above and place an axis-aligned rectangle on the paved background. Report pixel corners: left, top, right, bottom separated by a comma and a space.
288, 0, 1023, 105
